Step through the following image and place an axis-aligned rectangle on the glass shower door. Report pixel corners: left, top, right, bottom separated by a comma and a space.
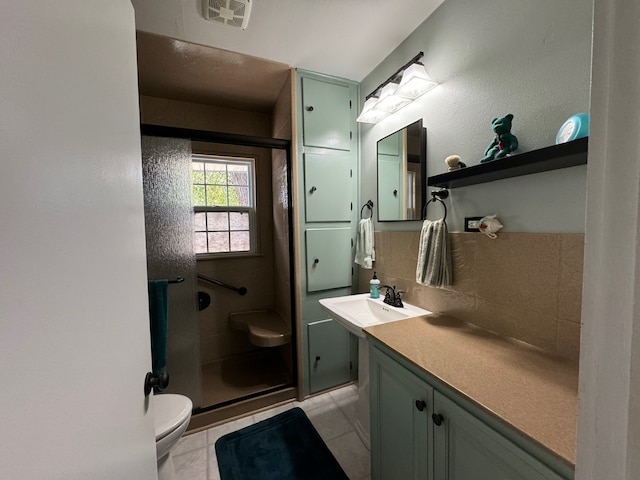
141, 135, 202, 408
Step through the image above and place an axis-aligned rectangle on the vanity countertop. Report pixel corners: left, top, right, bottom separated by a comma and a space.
364, 314, 579, 468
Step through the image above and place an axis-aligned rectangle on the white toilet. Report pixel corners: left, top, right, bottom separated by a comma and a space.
153, 393, 193, 480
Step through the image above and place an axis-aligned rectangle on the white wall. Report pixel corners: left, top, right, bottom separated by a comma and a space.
0, 3, 157, 478
576, 0, 640, 477
359, 0, 592, 233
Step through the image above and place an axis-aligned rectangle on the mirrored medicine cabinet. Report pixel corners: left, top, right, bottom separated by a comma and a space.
376, 119, 427, 221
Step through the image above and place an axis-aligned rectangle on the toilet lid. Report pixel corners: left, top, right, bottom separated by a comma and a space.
153, 394, 193, 440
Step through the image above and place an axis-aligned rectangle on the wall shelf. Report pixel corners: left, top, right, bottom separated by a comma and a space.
427, 137, 588, 189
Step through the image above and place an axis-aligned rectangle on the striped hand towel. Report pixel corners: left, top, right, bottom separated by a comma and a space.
416, 218, 452, 287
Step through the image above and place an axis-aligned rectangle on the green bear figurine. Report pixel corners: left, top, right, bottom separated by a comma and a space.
480, 114, 518, 163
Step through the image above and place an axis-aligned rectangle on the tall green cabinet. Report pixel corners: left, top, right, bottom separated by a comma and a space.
295, 70, 359, 395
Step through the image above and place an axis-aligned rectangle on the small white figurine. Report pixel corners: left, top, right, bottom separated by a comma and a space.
445, 154, 467, 172
479, 215, 503, 239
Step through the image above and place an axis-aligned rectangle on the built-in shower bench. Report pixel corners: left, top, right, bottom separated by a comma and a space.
228, 309, 291, 347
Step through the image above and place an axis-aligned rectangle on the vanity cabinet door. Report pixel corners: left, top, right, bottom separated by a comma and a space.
432, 391, 565, 480
304, 152, 352, 222
308, 319, 351, 393
301, 77, 352, 151
370, 347, 432, 480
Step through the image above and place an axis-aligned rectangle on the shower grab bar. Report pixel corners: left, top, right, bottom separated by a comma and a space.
197, 274, 248, 296
168, 277, 184, 284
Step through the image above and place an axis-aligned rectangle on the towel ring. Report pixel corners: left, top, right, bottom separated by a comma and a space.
360, 200, 374, 219
422, 190, 449, 221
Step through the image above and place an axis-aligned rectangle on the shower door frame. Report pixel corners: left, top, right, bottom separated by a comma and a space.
140, 124, 299, 409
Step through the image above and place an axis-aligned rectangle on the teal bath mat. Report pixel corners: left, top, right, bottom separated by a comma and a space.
215, 407, 349, 480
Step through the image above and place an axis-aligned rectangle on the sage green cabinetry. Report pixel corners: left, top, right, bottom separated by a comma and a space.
370, 343, 570, 480
295, 70, 359, 394
308, 319, 352, 393
370, 344, 432, 479
304, 152, 352, 222
305, 227, 352, 292
301, 76, 352, 151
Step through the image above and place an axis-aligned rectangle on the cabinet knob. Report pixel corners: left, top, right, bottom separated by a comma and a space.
415, 400, 427, 412
306, 106, 314, 112
313, 258, 320, 265
393, 189, 398, 197
310, 186, 317, 193
432, 413, 444, 426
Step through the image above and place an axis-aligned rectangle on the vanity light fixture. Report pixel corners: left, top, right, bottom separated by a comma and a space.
357, 52, 437, 124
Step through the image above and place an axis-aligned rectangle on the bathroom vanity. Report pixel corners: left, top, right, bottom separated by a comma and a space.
365, 315, 578, 480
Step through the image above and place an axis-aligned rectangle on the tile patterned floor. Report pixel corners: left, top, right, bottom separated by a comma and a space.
173, 384, 371, 480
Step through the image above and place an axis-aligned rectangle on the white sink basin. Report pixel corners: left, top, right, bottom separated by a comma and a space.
319, 293, 431, 338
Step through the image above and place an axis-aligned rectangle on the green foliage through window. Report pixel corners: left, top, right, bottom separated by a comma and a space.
192, 155, 255, 255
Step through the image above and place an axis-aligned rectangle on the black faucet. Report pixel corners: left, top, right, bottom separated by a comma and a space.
381, 285, 404, 308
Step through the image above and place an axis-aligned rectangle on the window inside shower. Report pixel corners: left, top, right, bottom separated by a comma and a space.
192, 155, 257, 255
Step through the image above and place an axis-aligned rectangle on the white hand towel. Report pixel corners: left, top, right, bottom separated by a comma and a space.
354, 217, 375, 269
416, 218, 452, 287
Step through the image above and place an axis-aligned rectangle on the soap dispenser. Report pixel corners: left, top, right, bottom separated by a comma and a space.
370, 272, 381, 299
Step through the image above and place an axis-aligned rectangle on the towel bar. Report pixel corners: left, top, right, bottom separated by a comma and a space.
422, 190, 448, 221
360, 200, 374, 219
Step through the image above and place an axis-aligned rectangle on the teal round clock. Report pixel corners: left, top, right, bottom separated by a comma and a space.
556, 113, 589, 144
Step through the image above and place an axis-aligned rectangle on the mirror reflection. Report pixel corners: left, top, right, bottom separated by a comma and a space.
377, 119, 426, 221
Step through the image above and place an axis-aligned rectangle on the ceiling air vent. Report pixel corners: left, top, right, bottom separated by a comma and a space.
202, 0, 252, 30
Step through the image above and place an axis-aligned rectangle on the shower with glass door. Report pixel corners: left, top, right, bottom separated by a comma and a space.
141, 132, 297, 426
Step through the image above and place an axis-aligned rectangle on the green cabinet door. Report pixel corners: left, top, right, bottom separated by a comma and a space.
370, 347, 432, 480
305, 227, 352, 292
301, 77, 351, 151
308, 319, 351, 393
433, 391, 565, 480
304, 152, 352, 222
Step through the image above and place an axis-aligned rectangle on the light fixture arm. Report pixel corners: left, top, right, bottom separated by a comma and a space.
365, 51, 424, 100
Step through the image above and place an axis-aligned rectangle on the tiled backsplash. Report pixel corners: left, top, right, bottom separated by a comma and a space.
359, 232, 583, 362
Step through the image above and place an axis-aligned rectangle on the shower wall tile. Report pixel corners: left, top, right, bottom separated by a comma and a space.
195, 145, 277, 367
200, 332, 256, 365
363, 231, 584, 361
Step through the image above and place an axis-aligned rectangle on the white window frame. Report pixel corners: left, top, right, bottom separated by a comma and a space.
192, 154, 257, 257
